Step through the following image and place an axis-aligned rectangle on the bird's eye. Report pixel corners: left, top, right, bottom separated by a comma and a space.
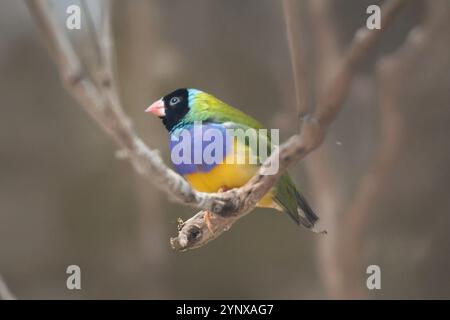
170, 96, 181, 106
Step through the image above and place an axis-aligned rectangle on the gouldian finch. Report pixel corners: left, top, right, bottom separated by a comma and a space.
146, 88, 320, 232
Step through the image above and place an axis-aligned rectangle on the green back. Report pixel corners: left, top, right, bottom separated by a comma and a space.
183, 91, 264, 130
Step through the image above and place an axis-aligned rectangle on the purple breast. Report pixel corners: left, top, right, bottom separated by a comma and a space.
169, 123, 233, 175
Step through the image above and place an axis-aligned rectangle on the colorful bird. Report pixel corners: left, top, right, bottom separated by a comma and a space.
146, 88, 320, 232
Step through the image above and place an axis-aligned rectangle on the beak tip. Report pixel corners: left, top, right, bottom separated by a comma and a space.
146, 99, 165, 117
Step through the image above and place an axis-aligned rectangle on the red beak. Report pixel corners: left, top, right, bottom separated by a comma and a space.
145, 99, 165, 117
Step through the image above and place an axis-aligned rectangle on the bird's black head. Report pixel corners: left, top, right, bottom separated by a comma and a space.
162, 88, 190, 131
147, 88, 190, 132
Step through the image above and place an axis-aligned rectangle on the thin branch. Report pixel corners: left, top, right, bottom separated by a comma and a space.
0, 274, 16, 300
283, 0, 401, 297
282, 0, 311, 120
80, 0, 103, 67
26, 0, 407, 251
25, 0, 201, 207
307, 0, 342, 74
282, 0, 344, 297
299, 0, 345, 298
340, 0, 449, 298
314, 0, 408, 128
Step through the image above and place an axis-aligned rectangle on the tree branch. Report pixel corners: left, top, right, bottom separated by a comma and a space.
0, 274, 16, 300
26, 0, 407, 252
25, 0, 210, 211
303, 0, 345, 298
314, 0, 408, 128
282, 0, 312, 120
283, 0, 409, 296
339, 0, 449, 298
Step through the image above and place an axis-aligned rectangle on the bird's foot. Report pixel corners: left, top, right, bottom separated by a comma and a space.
204, 210, 215, 234
218, 186, 228, 193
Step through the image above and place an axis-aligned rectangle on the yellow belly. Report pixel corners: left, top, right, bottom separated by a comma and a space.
184, 140, 277, 209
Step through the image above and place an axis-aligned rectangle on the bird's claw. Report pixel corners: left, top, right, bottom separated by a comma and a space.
204, 210, 215, 234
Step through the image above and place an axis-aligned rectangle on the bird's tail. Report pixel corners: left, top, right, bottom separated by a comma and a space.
274, 174, 325, 234
293, 191, 320, 232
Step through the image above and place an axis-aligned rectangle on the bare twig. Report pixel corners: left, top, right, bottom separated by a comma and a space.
300, 0, 345, 297
283, 0, 344, 296
314, 0, 408, 128
282, 0, 311, 119
80, 0, 102, 67
283, 0, 409, 297
340, 0, 449, 298
307, 0, 342, 71
26, 0, 407, 251
0, 274, 16, 300
26, 0, 207, 211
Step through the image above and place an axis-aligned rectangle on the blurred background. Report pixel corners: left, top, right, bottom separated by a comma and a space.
0, 0, 449, 299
